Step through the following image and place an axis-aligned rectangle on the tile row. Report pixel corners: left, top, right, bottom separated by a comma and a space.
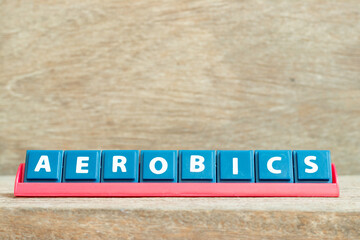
24, 150, 332, 183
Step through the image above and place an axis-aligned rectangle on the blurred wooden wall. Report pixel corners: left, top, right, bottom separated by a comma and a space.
1, 0, 359, 175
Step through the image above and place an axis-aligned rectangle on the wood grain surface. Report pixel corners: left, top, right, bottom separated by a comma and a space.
0, 175, 359, 239
1, 0, 360, 175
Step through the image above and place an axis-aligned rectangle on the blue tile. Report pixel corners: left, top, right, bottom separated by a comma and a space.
294, 150, 332, 183
101, 150, 139, 182
180, 150, 216, 182
255, 150, 294, 182
217, 150, 254, 182
24, 150, 64, 182
140, 150, 178, 182
63, 150, 101, 182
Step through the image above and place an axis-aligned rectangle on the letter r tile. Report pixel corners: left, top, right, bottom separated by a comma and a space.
101, 150, 139, 182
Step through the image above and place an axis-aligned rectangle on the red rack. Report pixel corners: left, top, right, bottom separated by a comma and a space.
14, 163, 339, 197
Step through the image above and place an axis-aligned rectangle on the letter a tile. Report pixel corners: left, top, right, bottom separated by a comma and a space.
24, 150, 63, 182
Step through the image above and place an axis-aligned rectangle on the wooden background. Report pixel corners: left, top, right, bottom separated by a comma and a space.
1, 0, 359, 176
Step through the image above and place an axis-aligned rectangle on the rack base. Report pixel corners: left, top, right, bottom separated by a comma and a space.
14, 163, 339, 197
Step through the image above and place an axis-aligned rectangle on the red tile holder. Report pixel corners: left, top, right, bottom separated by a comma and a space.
14, 163, 339, 197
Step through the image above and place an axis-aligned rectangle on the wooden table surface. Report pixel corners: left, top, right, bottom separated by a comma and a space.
0, 175, 359, 239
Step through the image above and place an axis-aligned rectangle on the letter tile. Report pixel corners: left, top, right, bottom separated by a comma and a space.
63, 150, 101, 182
217, 150, 254, 182
140, 150, 178, 182
101, 150, 139, 182
180, 150, 216, 182
24, 150, 63, 182
294, 150, 332, 183
255, 150, 294, 182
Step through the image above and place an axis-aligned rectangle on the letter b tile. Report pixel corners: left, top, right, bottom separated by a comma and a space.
255, 150, 294, 182
180, 150, 216, 182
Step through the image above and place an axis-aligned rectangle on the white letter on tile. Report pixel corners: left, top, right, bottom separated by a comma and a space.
233, 157, 239, 175
113, 156, 127, 172
304, 156, 318, 173
267, 157, 281, 174
76, 156, 89, 173
190, 155, 205, 172
34, 155, 51, 172
149, 157, 168, 174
